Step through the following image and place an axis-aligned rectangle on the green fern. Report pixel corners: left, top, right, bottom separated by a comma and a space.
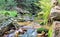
35, 0, 52, 25
48, 26, 53, 37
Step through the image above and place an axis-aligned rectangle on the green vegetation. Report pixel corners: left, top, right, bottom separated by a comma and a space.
0, 0, 58, 37
0, 0, 17, 10
48, 26, 53, 37
0, 10, 17, 17
37, 27, 48, 33
16, 0, 41, 15
58, 0, 60, 4
35, 0, 52, 25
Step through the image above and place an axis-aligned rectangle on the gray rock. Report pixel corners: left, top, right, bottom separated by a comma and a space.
53, 21, 60, 37
50, 6, 60, 20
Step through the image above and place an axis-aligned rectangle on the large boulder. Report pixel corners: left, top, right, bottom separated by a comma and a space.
52, 21, 60, 37
50, 5, 60, 21
0, 18, 16, 36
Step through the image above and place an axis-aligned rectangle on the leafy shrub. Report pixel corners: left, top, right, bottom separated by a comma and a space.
37, 27, 48, 33
39, 22, 45, 25
0, 10, 17, 17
